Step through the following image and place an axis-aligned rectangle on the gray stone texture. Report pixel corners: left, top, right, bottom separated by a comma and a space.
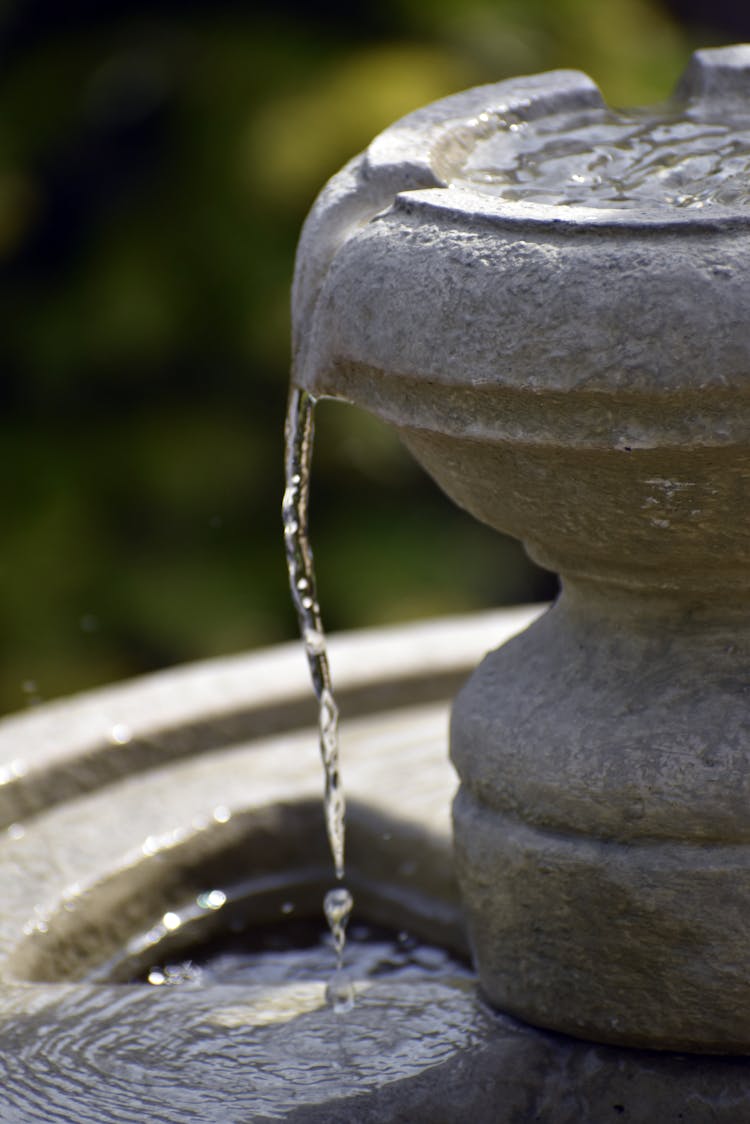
291, 45, 750, 1051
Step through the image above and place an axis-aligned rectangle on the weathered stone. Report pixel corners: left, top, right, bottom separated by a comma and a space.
292, 45, 750, 1050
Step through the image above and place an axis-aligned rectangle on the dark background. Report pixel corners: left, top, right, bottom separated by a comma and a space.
0, 0, 743, 714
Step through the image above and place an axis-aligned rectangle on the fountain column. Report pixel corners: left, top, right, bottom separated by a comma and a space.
452, 581, 750, 1050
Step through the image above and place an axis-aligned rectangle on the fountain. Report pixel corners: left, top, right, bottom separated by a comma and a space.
293, 40, 750, 1055
1, 42, 750, 1121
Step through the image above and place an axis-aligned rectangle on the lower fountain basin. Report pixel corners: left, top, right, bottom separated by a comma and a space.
1, 606, 750, 1122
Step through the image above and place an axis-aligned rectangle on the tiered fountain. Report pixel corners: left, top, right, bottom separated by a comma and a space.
1, 42, 750, 1122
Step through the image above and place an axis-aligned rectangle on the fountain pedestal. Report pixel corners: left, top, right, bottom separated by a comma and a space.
453, 585, 750, 1050
294, 44, 750, 1050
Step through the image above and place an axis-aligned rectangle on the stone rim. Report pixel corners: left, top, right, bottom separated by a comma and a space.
368, 44, 750, 231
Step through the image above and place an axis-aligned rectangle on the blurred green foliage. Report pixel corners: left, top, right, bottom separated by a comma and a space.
0, 0, 714, 713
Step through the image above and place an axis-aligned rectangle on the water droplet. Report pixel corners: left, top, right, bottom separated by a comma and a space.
6, 823, 25, 841
324, 885, 353, 969
325, 970, 355, 1014
281, 901, 295, 915
324, 886, 352, 929
197, 889, 226, 911
162, 912, 181, 932
110, 724, 131, 745
0, 760, 25, 785
148, 969, 166, 986
213, 805, 231, 824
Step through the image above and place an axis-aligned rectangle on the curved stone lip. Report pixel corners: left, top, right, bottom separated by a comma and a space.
0, 607, 545, 982
365, 43, 750, 232
363, 68, 604, 189
291, 68, 605, 367
392, 185, 750, 234
0, 607, 541, 829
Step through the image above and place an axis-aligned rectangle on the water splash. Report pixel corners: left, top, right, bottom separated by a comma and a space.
324, 886, 354, 1012
283, 386, 353, 1006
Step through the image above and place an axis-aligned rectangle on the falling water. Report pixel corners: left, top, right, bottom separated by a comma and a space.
283, 386, 354, 1011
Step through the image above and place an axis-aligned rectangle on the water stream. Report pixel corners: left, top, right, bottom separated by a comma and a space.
282, 386, 354, 1011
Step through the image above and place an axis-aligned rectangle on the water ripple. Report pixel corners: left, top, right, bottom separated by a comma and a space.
0, 976, 483, 1122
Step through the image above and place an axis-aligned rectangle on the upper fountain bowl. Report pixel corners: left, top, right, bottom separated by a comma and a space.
293, 45, 750, 594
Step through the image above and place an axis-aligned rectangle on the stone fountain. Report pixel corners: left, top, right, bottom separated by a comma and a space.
2, 42, 750, 1122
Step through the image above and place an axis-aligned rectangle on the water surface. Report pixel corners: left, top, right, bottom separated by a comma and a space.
454, 105, 750, 210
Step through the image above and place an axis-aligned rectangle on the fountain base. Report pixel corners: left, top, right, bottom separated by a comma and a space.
1, 608, 749, 1120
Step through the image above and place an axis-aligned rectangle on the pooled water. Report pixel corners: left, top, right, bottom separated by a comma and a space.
454, 105, 750, 210
283, 386, 353, 1007
0, 937, 479, 1122
143, 920, 470, 990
